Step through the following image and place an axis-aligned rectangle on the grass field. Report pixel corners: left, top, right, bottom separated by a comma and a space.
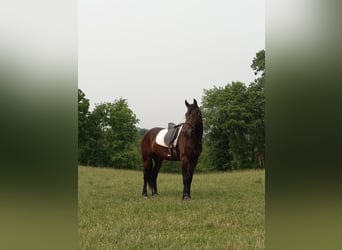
78, 166, 264, 249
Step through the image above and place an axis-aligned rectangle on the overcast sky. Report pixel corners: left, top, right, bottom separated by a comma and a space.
79, 0, 264, 129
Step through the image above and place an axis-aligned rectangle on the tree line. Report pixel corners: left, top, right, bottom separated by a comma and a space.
78, 50, 265, 171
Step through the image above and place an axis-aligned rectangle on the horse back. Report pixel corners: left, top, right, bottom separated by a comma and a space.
141, 127, 163, 148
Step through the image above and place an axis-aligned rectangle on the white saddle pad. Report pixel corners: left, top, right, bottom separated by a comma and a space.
155, 125, 183, 148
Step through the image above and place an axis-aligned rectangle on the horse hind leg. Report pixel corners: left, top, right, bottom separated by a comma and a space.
142, 158, 153, 197
151, 157, 163, 196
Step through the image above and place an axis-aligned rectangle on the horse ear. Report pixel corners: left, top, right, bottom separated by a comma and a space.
193, 99, 198, 106
185, 100, 190, 107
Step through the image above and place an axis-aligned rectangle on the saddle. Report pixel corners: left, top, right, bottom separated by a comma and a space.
164, 123, 182, 145
164, 123, 182, 157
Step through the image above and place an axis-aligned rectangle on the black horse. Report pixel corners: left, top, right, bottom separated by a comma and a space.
140, 99, 203, 200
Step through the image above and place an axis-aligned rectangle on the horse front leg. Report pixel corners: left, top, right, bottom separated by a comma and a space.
181, 160, 195, 200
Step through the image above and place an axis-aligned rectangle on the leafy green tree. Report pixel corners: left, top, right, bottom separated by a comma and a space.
93, 99, 140, 168
89, 99, 140, 168
202, 85, 232, 170
202, 82, 252, 170
251, 49, 265, 78
107, 99, 140, 168
201, 50, 265, 170
78, 89, 90, 165
249, 49, 265, 168
85, 103, 111, 166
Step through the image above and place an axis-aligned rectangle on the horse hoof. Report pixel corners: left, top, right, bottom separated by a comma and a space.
182, 195, 191, 201
152, 193, 158, 197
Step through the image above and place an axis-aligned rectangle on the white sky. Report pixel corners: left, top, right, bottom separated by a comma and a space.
79, 0, 264, 129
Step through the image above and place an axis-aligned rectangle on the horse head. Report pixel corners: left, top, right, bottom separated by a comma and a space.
184, 99, 203, 137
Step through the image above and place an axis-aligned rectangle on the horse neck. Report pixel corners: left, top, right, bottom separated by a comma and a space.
195, 121, 203, 138
185, 119, 203, 140
195, 123, 203, 141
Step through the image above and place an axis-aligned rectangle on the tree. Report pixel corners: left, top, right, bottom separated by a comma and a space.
78, 89, 90, 165
202, 85, 228, 170
249, 49, 265, 168
251, 49, 265, 78
77, 91, 141, 169
201, 50, 265, 170
202, 82, 252, 170
87, 99, 140, 168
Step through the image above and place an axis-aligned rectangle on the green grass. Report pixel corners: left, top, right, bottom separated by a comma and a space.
78, 166, 264, 249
